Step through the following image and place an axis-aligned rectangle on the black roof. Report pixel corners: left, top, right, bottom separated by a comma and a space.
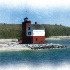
30, 24, 45, 30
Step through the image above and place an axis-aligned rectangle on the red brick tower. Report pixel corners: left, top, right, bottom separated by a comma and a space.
22, 17, 31, 44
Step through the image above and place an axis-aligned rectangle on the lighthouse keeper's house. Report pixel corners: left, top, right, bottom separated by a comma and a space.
21, 17, 45, 44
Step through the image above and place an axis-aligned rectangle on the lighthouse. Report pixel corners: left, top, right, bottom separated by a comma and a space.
21, 17, 45, 44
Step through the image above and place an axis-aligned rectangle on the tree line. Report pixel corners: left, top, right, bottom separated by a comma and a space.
43, 24, 70, 37
0, 24, 70, 39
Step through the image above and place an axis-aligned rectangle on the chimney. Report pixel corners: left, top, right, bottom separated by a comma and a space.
35, 22, 37, 24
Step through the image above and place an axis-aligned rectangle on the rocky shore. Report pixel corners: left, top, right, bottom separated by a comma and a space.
0, 37, 68, 52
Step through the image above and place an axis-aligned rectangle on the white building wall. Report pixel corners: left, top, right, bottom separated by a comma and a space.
33, 30, 45, 36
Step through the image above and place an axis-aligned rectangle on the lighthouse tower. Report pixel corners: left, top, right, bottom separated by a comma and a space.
22, 17, 31, 43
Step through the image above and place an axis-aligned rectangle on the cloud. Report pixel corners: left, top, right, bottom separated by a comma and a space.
0, 0, 70, 8
0, 0, 26, 8
0, 0, 70, 9
27, 0, 70, 9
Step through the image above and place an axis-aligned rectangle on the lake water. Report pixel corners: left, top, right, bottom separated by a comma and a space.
0, 40, 70, 70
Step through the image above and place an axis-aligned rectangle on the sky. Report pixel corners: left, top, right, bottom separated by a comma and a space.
0, 0, 70, 26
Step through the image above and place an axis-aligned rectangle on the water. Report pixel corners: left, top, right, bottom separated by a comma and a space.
0, 40, 70, 70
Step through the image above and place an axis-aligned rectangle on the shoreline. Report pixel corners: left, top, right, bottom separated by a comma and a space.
0, 45, 66, 52
0, 44, 31, 52
46, 36, 70, 40
0, 37, 69, 52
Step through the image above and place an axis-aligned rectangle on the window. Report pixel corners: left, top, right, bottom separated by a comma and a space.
28, 32, 31, 35
36, 38, 38, 41
28, 27, 30, 30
